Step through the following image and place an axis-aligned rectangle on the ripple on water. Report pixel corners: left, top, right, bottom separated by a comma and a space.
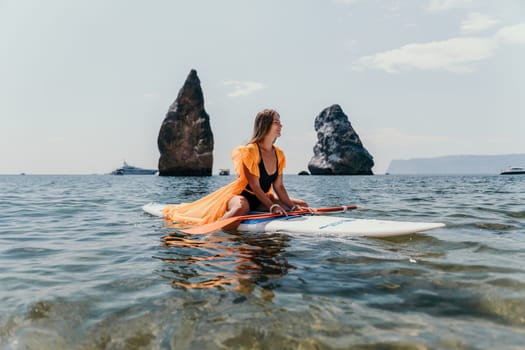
1, 174, 525, 349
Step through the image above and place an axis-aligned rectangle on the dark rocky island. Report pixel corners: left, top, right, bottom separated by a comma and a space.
157, 70, 214, 176
308, 104, 374, 175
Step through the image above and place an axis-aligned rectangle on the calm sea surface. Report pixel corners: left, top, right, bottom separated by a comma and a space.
1, 174, 524, 349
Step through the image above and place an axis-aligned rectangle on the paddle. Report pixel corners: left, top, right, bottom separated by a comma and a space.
180, 205, 357, 235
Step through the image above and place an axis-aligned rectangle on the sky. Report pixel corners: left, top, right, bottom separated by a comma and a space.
1, 0, 524, 175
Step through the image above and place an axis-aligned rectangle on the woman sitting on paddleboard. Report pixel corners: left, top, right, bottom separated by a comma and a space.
163, 109, 309, 226
224, 109, 309, 218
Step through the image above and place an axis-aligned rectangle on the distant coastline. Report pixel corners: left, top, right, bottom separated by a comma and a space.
387, 154, 525, 175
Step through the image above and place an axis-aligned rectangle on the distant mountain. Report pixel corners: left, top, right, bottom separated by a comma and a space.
386, 154, 525, 175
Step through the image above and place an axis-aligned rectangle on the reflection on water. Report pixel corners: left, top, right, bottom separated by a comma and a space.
1, 174, 525, 349
156, 231, 292, 293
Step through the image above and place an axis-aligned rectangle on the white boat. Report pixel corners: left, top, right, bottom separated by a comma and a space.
219, 168, 230, 175
500, 166, 525, 175
110, 161, 157, 175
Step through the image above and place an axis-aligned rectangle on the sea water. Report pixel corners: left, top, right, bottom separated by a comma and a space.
1, 174, 524, 349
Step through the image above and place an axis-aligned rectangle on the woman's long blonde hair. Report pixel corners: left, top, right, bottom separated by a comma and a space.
248, 109, 279, 144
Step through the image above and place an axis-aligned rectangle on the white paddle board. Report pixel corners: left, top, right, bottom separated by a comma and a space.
237, 215, 444, 237
142, 202, 445, 237
143, 202, 166, 217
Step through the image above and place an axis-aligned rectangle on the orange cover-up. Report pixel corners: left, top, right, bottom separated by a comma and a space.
163, 143, 286, 225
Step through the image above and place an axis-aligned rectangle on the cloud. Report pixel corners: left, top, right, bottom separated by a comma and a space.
426, 0, 473, 12
461, 13, 500, 34
353, 22, 525, 73
497, 22, 525, 45
223, 80, 265, 97
354, 36, 498, 73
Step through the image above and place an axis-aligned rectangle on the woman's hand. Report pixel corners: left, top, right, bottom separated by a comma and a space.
269, 204, 287, 216
289, 205, 314, 213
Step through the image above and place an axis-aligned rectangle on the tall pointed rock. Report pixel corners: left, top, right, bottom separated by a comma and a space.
308, 104, 374, 175
158, 70, 214, 176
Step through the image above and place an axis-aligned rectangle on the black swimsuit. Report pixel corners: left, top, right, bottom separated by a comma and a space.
240, 145, 278, 210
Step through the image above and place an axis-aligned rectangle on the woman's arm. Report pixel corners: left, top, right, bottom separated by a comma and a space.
271, 174, 295, 210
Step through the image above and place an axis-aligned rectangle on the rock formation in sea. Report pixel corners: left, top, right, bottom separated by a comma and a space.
308, 104, 374, 175
157, 70, 214, 176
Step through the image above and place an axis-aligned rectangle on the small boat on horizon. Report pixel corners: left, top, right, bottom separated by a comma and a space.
500, 166, 525, 175
219, 168, 230, 176
110, 161, 158, 175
